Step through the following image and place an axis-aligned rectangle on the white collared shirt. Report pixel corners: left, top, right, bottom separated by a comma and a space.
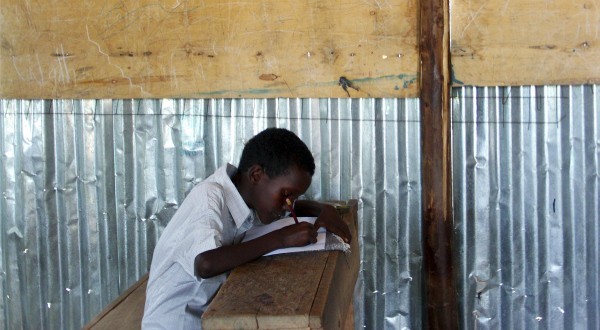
142, 164, 257, 329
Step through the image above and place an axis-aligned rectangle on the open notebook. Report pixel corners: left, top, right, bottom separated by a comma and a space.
242, 217, 350, 256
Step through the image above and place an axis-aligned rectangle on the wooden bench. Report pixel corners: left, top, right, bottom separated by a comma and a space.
83, 273, 148, 330
84, 200, 359, 329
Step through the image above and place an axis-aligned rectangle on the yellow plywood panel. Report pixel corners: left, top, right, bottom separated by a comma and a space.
451, 0, 600, 86
0, 0, 418, 99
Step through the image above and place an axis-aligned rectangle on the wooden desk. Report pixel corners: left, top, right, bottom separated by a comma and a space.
84, 200, 359, 330
202, 200, 359, 330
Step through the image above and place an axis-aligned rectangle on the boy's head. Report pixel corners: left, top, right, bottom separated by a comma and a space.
237, 128, 315, 224
238, 127, 315, 178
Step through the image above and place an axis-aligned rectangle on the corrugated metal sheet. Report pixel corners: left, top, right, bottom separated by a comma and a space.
452, 85, 600, 329
0, 98, 423, 329
6, 86, 595, 330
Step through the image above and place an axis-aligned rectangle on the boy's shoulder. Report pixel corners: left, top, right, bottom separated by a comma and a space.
189, 179, 226, 201
185, 166, 240, 208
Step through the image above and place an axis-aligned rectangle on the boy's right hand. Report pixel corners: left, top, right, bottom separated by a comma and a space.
276, 222, 318, 248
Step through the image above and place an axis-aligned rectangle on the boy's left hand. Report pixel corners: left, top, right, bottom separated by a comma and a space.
313, 204, 352, 243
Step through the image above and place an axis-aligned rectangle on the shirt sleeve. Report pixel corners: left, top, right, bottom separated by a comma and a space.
174, 182, 228, 279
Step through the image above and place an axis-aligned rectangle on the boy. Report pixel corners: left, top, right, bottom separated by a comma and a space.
142, 127, 351, 329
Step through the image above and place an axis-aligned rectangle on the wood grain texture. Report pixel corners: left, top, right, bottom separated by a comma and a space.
0, 1, 418, 99
420, 0, 458, 328
202, 200, 359, 330
83, 273, 148, 330
451, 0, 600, 86
203, 253, 328, 329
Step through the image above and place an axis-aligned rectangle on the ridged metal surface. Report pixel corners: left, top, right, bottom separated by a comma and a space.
5, 86, 594, 330
452, 85, 600, 329
0, 98, 423, 329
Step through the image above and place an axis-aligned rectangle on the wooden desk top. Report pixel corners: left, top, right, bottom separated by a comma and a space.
202, 200, 359, 330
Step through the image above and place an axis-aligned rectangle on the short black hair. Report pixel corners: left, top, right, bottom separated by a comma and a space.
238, 127, 315, 178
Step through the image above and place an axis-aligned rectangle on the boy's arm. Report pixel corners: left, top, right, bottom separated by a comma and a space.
195, 222, 317, 278
293, 200, 352, 243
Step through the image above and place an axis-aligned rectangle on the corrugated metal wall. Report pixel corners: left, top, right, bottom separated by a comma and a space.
0, 98, 423, 329
452, 85, 600, 329
2, 85, 598, 330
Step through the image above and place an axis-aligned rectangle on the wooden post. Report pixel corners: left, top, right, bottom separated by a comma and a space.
419, 0, 458, 328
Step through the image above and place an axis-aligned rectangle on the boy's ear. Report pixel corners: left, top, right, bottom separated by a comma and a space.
247, 164, 266, 184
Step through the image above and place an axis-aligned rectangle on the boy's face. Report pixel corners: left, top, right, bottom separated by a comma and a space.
250, 165, 312, 224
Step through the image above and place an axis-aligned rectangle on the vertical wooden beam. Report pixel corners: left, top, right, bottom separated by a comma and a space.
419, 0, 458, 328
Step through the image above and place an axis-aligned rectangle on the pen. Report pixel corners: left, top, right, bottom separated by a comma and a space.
286, 198, 299, 224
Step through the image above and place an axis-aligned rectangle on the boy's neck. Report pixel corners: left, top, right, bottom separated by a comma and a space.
231, 170, 243, 190
231, 170, 252, 207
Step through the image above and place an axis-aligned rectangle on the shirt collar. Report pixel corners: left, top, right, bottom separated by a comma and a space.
218, 163, 254, 228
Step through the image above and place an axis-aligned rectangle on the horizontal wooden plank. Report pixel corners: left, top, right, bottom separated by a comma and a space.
451, 0, 600, 86
0, 1, 418, 99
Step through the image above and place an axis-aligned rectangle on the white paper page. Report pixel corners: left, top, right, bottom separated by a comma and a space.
242, 217, 326, 256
